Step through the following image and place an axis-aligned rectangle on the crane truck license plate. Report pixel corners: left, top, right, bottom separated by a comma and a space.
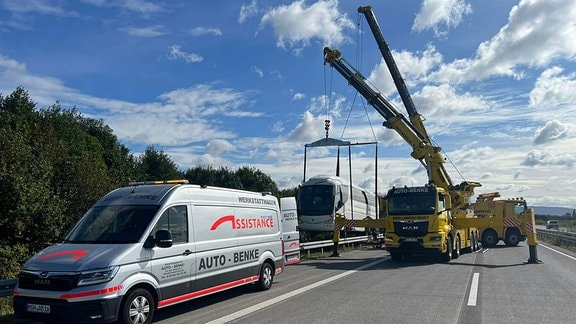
26, 303, 51, 314
404, 237, 418, 242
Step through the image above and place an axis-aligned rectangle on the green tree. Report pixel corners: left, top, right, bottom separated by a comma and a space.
0, 87, 141, 270
235, 166, 279, 194
0, 88, 67, 251
137, 145, 182, 181
77, 116, 138, 186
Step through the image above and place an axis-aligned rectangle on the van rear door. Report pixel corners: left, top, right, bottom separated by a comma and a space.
280, 197, 300, 265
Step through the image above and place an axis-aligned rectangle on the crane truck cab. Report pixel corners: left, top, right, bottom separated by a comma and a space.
14, 180, 284, 324
383, 185, 479, 262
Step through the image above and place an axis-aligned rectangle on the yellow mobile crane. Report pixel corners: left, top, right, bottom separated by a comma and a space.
324, 47, 478, 261
327, 6, 540, 263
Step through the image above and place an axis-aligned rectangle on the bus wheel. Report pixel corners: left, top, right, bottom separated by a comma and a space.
257, 262, 274, 291
121, 288, 155, 324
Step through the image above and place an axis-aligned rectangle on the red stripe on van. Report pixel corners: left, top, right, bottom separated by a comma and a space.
60, 285, 123, 299
210, 215, 235, 230
39, 250, 88, 261
158, 276, 259, 308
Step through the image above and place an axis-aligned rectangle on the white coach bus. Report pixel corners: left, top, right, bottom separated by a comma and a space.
296, 175, 378, 232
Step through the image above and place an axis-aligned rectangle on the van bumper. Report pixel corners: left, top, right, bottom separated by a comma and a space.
14, 295, 121, 323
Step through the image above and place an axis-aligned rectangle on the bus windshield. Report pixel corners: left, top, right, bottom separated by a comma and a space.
65, 205, 159, 244
387, 191, 437, 215
298, 185, 335, 216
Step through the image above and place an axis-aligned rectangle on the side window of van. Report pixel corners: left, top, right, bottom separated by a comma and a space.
154, 206, 188, 244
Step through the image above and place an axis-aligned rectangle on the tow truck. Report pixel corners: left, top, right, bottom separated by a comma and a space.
326, 6, 539, 263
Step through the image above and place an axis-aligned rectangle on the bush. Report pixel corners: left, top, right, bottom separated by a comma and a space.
0, 244, 30, 317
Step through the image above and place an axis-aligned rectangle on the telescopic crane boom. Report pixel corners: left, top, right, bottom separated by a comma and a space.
323, 47, 480, 210
358, 5, 430, 141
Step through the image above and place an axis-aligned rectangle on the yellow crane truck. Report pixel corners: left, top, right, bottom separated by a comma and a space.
466, 192, 532, 248
327, 6, 539, 263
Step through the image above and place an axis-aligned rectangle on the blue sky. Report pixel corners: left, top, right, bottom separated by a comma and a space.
1, 0, 575, 208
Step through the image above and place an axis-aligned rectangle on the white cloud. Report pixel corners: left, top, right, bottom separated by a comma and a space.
206, 139, 235, 157
367, 45, 443, 99
83, 0, 165, 17
292, 92, 305, 101
122, 25, 167, 38
259, 0, 354, 52
522, 149, 576, 168
529, 67, 576, 108
532, 120, 569, 145
188, 27, 222, 37
251, 66, 264, 78
168, 45, 203, 63
238, 0, 258, 24
287, 111, 325, 142
412, 0, 473, 37
413, 83, 490, 117
432, 0, 576, 83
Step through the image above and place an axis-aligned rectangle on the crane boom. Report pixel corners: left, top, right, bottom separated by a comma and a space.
358, 5, 430, 141
323, 47, 480, 209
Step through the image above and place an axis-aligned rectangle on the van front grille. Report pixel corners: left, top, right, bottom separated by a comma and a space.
18, 271, 80, 291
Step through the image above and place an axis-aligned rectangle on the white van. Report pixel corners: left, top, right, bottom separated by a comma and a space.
280, 197, 300, 265
13, 180, 284, 324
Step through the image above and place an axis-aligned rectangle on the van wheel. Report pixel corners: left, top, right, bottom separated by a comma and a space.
121, 288, 155, 324
257, 263, 274, 291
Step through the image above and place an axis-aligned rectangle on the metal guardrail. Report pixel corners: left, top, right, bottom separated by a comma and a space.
0, 278, 17, 298
300, 235, 371, 258
537, 229, 576, 247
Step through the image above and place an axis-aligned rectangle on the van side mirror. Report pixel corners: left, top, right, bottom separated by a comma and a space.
143, 235, 155, 249
155, 229, 173, 248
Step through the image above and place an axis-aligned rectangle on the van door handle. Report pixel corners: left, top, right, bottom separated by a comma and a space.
183, 250, 193, 256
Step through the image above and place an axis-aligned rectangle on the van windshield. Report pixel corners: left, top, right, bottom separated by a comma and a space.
65, 205, 159, 244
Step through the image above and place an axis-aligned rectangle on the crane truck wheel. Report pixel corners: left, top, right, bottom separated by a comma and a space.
441, 236, 453, 262
453, 235, 461, 259
504, 229, 521, 247
475, 231, 482, 251
481, 229, 498, 248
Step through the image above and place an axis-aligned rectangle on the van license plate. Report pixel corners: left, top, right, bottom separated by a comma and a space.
26, 304, 51, 314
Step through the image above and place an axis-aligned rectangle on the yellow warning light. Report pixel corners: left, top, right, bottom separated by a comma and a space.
128, 179, 189, 186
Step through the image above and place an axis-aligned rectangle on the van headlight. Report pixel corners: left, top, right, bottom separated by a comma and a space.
78, 266, 119, 287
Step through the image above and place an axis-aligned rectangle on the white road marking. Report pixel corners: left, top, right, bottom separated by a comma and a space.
539, 243, 576, 261
206, 258, 387, 324
467, 272, 480, 306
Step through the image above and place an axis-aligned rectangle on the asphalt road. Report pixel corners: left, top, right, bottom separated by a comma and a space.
153, 242, 576, 324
